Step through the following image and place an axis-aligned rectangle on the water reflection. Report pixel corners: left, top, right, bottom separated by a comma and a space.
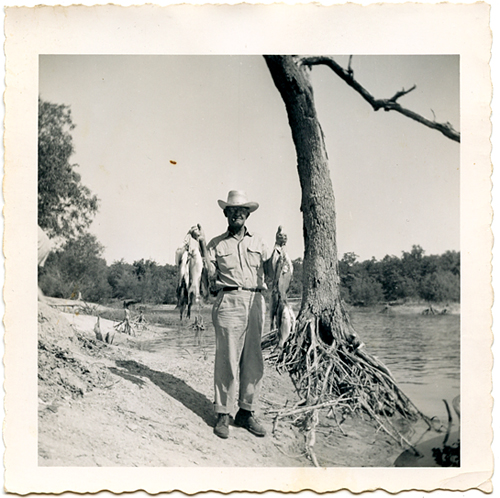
350, 311, 460, 419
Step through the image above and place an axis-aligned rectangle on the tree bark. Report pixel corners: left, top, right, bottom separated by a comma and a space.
263, 57, 431, 462
264, 55, 353, 347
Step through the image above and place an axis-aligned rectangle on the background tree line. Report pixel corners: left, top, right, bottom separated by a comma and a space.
337, 245, 460, 306
39, 241, 460, 306
38, 97, 459, 307
39, 242, 179, 304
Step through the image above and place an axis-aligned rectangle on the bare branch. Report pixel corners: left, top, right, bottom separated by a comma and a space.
299, 56, 460, 143
389, 84, 416, 103
347, 55, 353, 78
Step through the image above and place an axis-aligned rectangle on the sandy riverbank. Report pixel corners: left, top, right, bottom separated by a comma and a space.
38, 301, 434, 468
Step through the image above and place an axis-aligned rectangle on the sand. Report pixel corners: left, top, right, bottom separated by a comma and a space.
38, 301, 419, 468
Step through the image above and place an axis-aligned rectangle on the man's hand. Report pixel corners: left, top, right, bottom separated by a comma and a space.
190, 224, 206, 245
275, 225, 288, 247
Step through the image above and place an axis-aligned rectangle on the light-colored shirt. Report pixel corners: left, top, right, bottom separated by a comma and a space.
206, 228, 271, 290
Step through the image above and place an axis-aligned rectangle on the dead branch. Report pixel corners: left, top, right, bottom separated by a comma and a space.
267, 396, 352, 417
389, 84, 417, 102
298, 56, 460, 143
263, 55, 446, 461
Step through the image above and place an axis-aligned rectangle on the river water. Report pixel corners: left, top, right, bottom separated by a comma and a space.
147, 305, 460, 423
350, 309, 460, 422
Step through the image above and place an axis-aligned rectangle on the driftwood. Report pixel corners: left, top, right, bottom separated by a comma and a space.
192, 314, 205, 346
94, 316, 115, 344
422, 305, 448, 315
114, 309, 134, 336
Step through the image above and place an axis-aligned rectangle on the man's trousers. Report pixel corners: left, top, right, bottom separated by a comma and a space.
212, 289, 265, 414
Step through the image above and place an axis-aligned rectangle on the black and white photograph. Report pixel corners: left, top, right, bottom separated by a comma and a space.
36, 53, 461, 468
3, 3, 493, 494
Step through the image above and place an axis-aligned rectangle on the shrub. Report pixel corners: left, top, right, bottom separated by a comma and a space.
419, 270, 460, 302
349, 276, 384, 306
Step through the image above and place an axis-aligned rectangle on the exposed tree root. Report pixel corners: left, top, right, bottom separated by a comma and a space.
262, 306, 436, 464
261, 54, 459, 466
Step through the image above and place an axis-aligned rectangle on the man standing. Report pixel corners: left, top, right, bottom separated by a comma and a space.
195, 190, 286, 439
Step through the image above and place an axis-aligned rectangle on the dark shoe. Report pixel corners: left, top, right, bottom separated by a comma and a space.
214, 413, 230, 439
234, 409, 266, 437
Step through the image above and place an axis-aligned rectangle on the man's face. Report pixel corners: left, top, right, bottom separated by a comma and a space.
225, 206, 250, 231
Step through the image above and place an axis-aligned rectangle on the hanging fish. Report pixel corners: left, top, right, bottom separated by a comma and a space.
270, 226, 296, 350
175, 225, 208, 320
186, 226, 204, 307
277, 302, 296, 350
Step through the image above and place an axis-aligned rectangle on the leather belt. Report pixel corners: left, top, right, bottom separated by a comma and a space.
221, 287, 262, 293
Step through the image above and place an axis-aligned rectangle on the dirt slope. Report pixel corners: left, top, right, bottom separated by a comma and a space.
38, 302, 404, 467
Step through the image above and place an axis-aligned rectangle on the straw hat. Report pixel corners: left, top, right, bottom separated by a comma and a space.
217, 190, 259, 213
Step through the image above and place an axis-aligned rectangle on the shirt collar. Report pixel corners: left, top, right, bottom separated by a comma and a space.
224, 227, 253, 239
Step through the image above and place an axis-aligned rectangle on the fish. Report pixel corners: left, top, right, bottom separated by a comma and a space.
186, 232, 204, 306
175, 225, 207, 320
277, 302, 296, 349
270, 226, 296, 350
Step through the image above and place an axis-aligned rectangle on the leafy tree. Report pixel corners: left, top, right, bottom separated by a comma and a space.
401, 245, 425, 282
38, 263, 69, 299
107, 260, 141, 300
338, 252, 358, 302
134, 259, 168, 304
40, 232, 112, 302
360, 257, 381, 282
439, 250, 460, 276
107, 259, 132, 292
420, 270, 460, 302
378, 255, 406, 301
349, 275, 385, 307
38, 98, 99, 240
162, 265, 178, 304
113, 272, 142, 301
107, 259, 179, 304
338, 248, 460, 305
340, 252, 358, 267
421, 253, 440, 276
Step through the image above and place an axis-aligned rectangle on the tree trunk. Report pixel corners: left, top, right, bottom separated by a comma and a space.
264, 55, 355, 348
263, 57, 428, 448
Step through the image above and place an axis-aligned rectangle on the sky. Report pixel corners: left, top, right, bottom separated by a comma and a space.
39, 55, 460, 266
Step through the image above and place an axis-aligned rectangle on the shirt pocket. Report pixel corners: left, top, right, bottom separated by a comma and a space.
216, 250, 238, 273
246, 247, 262, 268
